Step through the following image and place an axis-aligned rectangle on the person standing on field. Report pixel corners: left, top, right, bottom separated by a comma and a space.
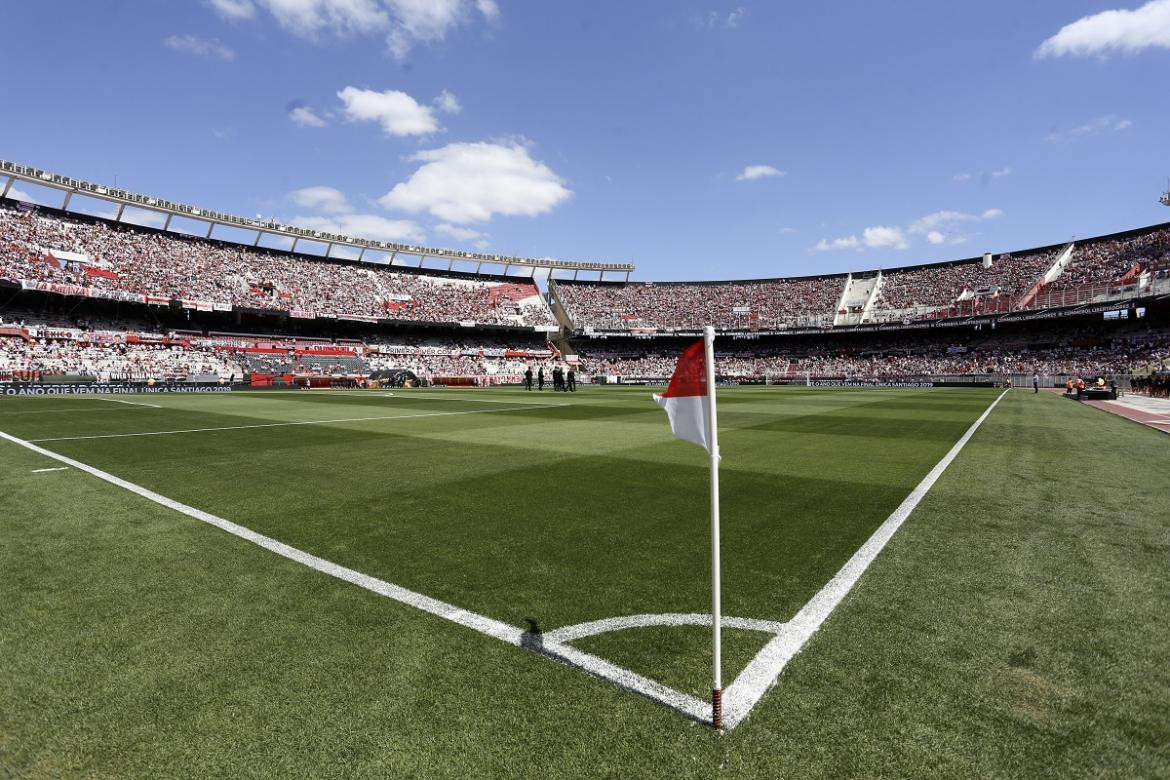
1033, 373, 1039, 394
524, 365, 533, 391
537, 366, 545, 391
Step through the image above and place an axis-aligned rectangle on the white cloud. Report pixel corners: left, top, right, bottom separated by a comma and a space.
735, 164, 785, 181
779, 227, 796, 234
209, 0, 256, 20
164, 34, 235, 62
237, 0, 495, 60
701, 8, 745, 29
821, 208, 1002, 252
291, 186, 351, 214
121, 208, 168, 229
910, 210, 977, 234
289, 105, 327, 127
1036, 0, 1170, 58
292, 213, 425, 243
435, 222, 486, 242
953, 172, 972, 182
1046, 114, 1133, 142
254, 0, 388, 38
379, 140, 572, 224
434, 89, 461, 114
384, 0, 469, 60
475, 0, 500, 21
337, 86, 439, 135
991, 166, 1012, 178
862, 225, 908, 250
5, 187, 44, 205
814, 236, 861, 252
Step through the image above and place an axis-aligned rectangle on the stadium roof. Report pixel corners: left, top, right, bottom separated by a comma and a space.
0, 160, 634, 279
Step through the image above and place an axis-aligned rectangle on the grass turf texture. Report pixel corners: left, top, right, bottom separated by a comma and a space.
0, 386, 1166, 778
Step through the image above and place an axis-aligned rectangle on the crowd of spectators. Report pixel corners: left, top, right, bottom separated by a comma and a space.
0, 337, 243, 382
555, 250, 1067, 333
556, 228, 1170, 334
0, 202, 555, 327
872, 249, 1058, 314
1049, 227, 1170, 291
577, 329, 1170, 381
553, 277, 841, 332
0, 308, 557, 383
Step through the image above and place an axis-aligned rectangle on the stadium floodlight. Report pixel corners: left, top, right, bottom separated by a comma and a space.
1161, 180, 1170, 207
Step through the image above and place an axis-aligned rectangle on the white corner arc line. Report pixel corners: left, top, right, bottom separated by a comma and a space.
543, 613, 785, 645
720, 388, 1009, 730
26, 403, 568, 443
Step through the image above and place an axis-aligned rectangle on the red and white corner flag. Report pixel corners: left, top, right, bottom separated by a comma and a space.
652, 338, 715, 453
653, 326, 724, 730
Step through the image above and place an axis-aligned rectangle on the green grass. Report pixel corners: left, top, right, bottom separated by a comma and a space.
0, 386, 1166, 778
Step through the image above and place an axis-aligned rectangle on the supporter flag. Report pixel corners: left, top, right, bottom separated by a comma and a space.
653, 337, 715, 453
651, 326, 725, 730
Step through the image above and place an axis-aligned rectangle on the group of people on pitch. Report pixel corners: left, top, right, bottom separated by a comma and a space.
524, 364, 576, 392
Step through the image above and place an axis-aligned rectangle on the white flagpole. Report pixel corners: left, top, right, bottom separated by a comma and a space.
703, 325, 722, 730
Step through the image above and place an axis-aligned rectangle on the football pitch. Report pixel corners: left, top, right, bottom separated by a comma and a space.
1, 386, 1167, 778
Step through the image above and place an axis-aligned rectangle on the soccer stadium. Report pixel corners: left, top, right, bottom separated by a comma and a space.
3, 3, 1169, 779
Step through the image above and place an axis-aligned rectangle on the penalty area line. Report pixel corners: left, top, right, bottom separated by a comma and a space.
720, 388, 1009, 730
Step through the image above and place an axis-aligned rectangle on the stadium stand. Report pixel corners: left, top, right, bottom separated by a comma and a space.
0, 309, 553, 385
575, 322, 1170, 384
0, 201, 557, 328
868, 247, 1060, 321
551, 223, 1170, 334
551, 276, 842, 332
2, 192, 1169, 393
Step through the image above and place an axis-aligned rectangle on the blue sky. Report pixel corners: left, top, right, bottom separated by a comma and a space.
2, 0, 1168, 280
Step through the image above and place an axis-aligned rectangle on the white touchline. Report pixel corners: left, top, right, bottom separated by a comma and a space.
718, 388, 1009, 729
31, 466, 70, 473
0, 388, 1007, 730
26, 403, 569, 443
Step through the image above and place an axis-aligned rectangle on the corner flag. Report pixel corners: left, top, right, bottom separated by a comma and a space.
652, 339, 714, 453
652, 326, 724, 730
